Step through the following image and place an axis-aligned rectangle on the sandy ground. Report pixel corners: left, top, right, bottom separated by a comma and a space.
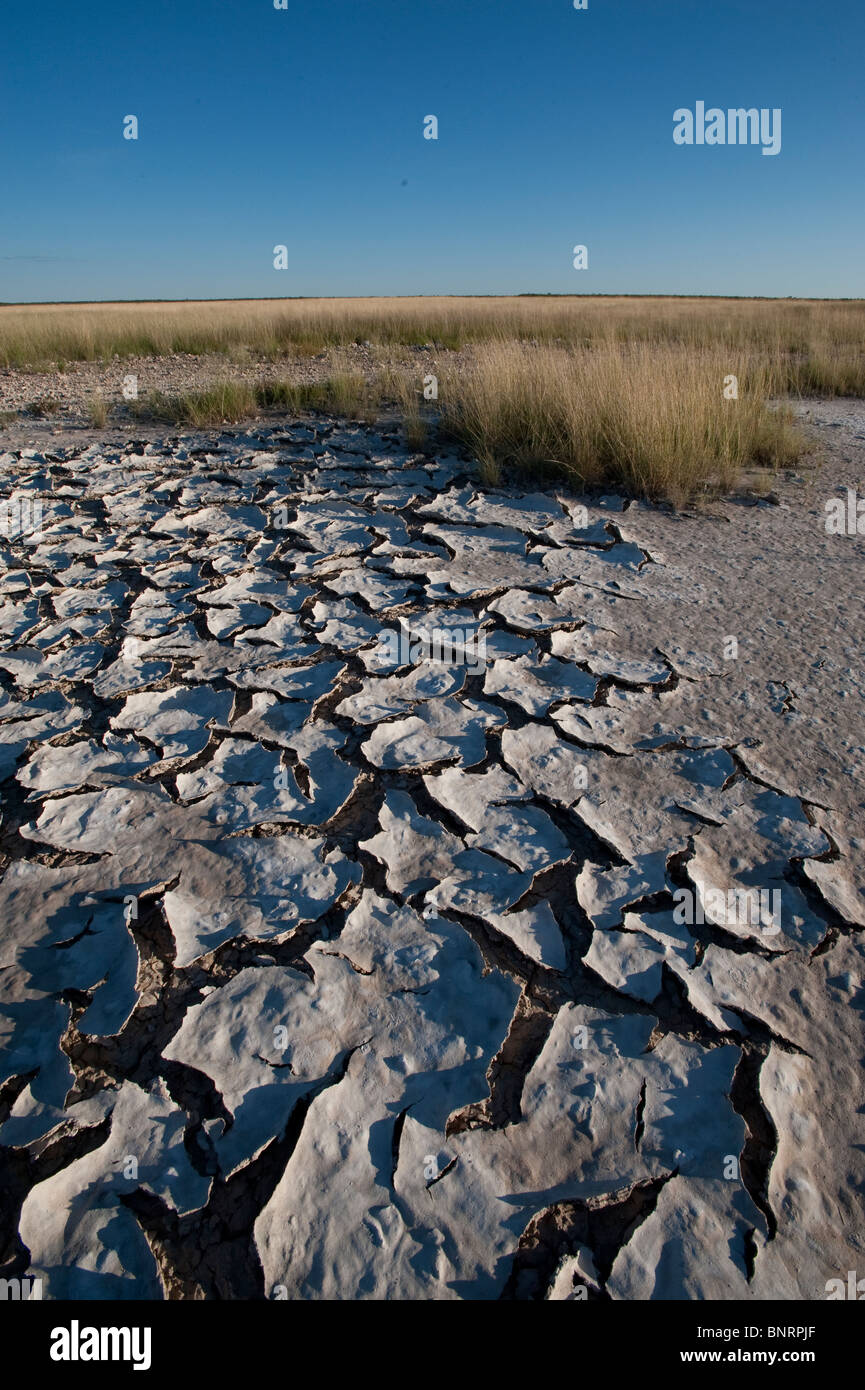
0, 398, 863, 1301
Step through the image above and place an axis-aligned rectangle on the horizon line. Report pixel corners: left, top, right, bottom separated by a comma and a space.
1, 292, 863, 308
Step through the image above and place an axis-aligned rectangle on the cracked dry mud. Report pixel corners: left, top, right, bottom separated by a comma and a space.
1, 404, 863, 1302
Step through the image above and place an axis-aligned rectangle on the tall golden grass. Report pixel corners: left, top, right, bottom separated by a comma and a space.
439, 344, 803, 500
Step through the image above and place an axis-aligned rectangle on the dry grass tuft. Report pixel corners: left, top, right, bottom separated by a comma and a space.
439, 343, 804, 502
131, 374, 378, 428
86, 392, 108, 427
25, 394, 61, 417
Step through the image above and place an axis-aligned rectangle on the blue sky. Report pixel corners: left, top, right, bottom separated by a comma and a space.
1, 0, 862, 301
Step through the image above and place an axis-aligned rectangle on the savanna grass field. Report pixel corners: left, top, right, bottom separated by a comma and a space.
2, 295, 863, 500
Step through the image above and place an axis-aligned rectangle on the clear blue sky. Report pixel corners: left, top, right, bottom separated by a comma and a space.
2, 0, 862, 302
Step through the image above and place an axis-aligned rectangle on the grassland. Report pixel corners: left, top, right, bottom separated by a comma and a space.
1, 295, 863, 377
2, 296, 863, 499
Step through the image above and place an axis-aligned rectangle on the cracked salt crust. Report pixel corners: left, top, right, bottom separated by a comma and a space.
0, 402, 863, 1299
